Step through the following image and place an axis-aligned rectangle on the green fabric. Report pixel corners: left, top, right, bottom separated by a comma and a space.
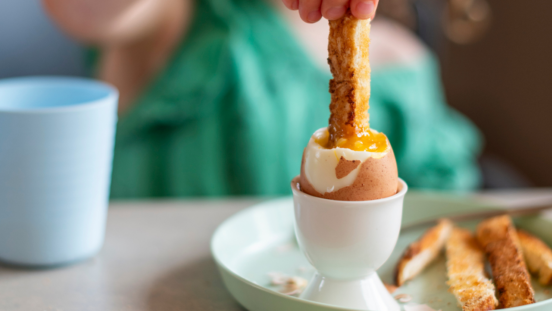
370, 57, 481, 190
102, 0, 481, 198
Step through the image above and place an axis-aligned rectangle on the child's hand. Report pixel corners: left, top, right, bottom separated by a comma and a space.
282, 0, 379, 23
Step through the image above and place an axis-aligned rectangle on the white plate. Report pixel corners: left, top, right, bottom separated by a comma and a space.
211, 193, 552, 310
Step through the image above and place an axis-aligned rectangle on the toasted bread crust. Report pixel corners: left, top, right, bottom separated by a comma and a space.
476, 215, 535, 308
395, 219, 453, 286
517, 229, 552, 285
446, 228, 497, 311
327, 11, 371, 143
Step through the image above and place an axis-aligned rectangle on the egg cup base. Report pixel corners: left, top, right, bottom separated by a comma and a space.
291, 177, 407, 310
300, 272, 400, 310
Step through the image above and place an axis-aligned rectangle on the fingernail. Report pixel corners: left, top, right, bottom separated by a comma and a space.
356, 1, 375, 18
307, 10, 322, 22
290, 0, 298, 10
326, 6, 347, 20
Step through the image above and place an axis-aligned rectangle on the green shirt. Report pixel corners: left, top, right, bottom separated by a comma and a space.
103, 0, 481, 198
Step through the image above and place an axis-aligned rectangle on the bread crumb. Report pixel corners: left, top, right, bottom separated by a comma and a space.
267, 272, 308, 296
394, 293, 413, 302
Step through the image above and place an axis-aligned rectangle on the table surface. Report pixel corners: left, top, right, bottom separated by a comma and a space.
2, 190, 552, 311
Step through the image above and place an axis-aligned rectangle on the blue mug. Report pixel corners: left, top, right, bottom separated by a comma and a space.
0, 76, 118, 267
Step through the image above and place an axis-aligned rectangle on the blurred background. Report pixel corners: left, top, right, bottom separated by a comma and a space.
0, 1, 86, 79
377, 0, 551, 189
440, 0, 552, 189
1, 0, 550, 192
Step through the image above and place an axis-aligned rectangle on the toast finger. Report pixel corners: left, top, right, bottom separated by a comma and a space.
446, 227, 497, 311
395, 219, 453, 286
327, 11, 371, 144
476, 215, 535, 308
517, 229, 552, 285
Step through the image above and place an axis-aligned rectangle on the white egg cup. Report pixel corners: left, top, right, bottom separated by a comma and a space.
291, 178, 407, 310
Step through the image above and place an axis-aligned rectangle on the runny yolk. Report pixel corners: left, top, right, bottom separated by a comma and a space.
313, 128, 389, 153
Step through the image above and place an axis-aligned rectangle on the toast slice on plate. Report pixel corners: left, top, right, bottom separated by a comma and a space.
395, 219, 453, 286
476, 215, 535, 308
446, 227, 497, 311
517, 229, 552, 285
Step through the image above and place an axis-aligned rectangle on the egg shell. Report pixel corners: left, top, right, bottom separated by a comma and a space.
299, 148, 398, 201
335, 157, 361, 179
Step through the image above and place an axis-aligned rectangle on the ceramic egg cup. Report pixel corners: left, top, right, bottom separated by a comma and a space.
291, 178, 408, 310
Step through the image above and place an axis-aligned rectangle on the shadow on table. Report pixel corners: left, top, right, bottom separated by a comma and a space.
147, 257, 247, 311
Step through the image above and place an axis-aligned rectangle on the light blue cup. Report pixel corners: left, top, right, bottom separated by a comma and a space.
0, 77, 118, 267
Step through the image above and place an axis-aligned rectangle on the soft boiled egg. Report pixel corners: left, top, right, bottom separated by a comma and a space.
299, 128, 398, 201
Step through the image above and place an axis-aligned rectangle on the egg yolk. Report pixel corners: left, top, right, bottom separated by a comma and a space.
314, 128, 389, 153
